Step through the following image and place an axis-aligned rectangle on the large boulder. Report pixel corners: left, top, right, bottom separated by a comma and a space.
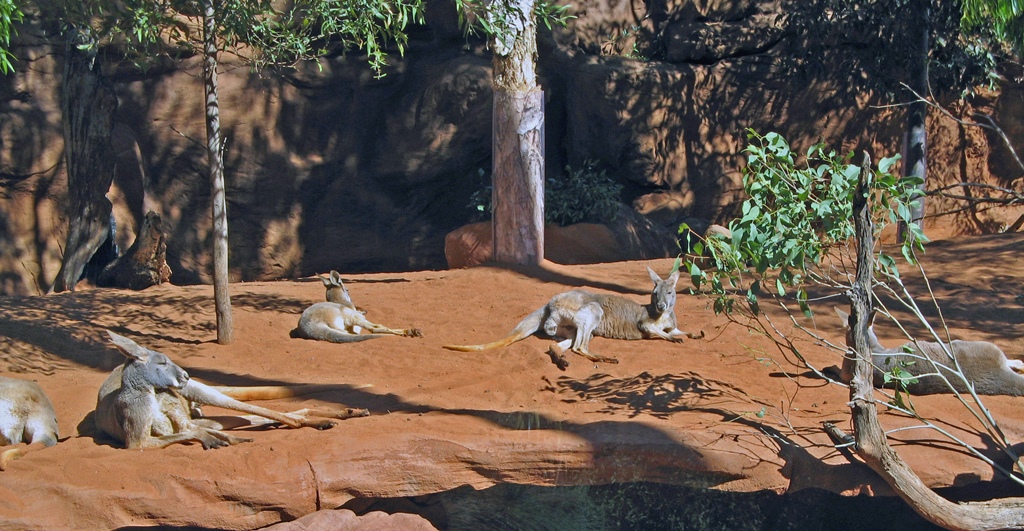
445, 206, 679, 268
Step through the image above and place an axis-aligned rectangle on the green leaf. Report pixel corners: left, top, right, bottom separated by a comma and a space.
896, 202, 910, 222
797, 289, 811, 318
688, 262, 703, 289
901, 242, 917, 265
776, 278, 786, 296
878, 154, 901, 174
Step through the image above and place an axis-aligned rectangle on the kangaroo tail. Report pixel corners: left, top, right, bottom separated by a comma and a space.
296, 324, 387, 343
443, 307, 545, 352
0, 439, 56, 470
211, 383, 374, 401
0, 447, 26, 471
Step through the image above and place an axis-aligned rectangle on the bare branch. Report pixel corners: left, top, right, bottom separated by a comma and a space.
897, 82, 1024, 177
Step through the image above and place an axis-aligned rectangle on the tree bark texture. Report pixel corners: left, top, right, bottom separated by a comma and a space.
898, 0, 929, 243
848, 153, 1024, 531
203, 0, 233, 344
492, 90, 544, 265
97, 211, 171, 290
51, 27, 118, 293
490, 0, 538, 93
490, 0, 544, 265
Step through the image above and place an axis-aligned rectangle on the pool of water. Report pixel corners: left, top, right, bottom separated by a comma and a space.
341, 482, 948, 530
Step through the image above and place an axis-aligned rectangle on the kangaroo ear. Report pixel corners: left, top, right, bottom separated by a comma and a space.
318, 274, 332, 288
647, 266, 661, 283
107, 331, 149, 362
867, 308, 878, 326
666, 269, 680, 286
330, 270, 344, 287
834, 307, 850, 328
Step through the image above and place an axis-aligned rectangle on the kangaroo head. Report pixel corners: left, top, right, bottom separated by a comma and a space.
647, 266, 680, 315
834, 307, 885, 351
320, 270, 355, 307
107, 331, 189, 390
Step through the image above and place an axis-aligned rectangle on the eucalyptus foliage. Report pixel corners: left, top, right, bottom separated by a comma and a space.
454, 0, 573, 43
58, 0, 424, 75
0, 0, 22, 74
962, 0, 1024, 56
680, 130, 926, 318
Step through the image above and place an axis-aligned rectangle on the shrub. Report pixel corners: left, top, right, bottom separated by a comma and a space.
467, 160, 624, 226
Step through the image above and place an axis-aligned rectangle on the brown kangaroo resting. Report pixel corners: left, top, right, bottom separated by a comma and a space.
291, 270, 422, 343
836, 308, 1024, 395
96, 331, 368, 450
444, 266, 703, 365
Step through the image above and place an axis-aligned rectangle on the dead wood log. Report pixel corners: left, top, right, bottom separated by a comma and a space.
98, 211, 171, 290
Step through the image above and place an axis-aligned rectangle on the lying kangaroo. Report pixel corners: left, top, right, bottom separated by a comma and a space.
96, 331, 368, 449
836, 308, 1024, 395
444, 266, 703, 365
291, 270, 423, 343
0, 376, 59, 470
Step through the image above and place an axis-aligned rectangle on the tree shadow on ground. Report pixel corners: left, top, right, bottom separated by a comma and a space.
473, 261, 668, 296
0, 289, 312, 374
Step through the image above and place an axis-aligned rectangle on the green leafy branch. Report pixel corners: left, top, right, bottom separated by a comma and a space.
59, 0, 425, 77
0, 0, 22, 74
679, 129, 1024, 487
680, 129, 925, 321
455, 0, 574, 48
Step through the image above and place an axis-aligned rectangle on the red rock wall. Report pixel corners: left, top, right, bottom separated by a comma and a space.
0, 1, 1021, 294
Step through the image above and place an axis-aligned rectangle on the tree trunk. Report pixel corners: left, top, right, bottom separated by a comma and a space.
97, 211, 171, 290
490, 0, 544, 266
50, 27, 118, 293
898, 0, 929, 243
203, 0, 233, 344
848, 153, 1024, 531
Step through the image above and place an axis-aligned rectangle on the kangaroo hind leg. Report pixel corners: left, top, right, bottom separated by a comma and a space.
148, 427, 251, 450
228, 407, 369, 429
180, 380, 334, 429
551, 303, 618, 365
353, 315, 422, 338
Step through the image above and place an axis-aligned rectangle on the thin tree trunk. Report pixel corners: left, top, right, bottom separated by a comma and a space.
491, 0, 544, 266
848, 153, 1024, 530
51, 27, 118, 293
898, 0, 928, 243
203, 0, 233, 344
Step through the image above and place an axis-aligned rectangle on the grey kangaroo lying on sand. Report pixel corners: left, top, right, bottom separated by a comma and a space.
444, 266, 703, 366
0, 376, 59, 470
96, 331, 368, 449
836, 308, 1024, 395
291, 270, 423, 343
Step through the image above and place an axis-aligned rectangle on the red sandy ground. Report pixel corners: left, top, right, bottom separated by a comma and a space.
0, 233, 1022, 529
